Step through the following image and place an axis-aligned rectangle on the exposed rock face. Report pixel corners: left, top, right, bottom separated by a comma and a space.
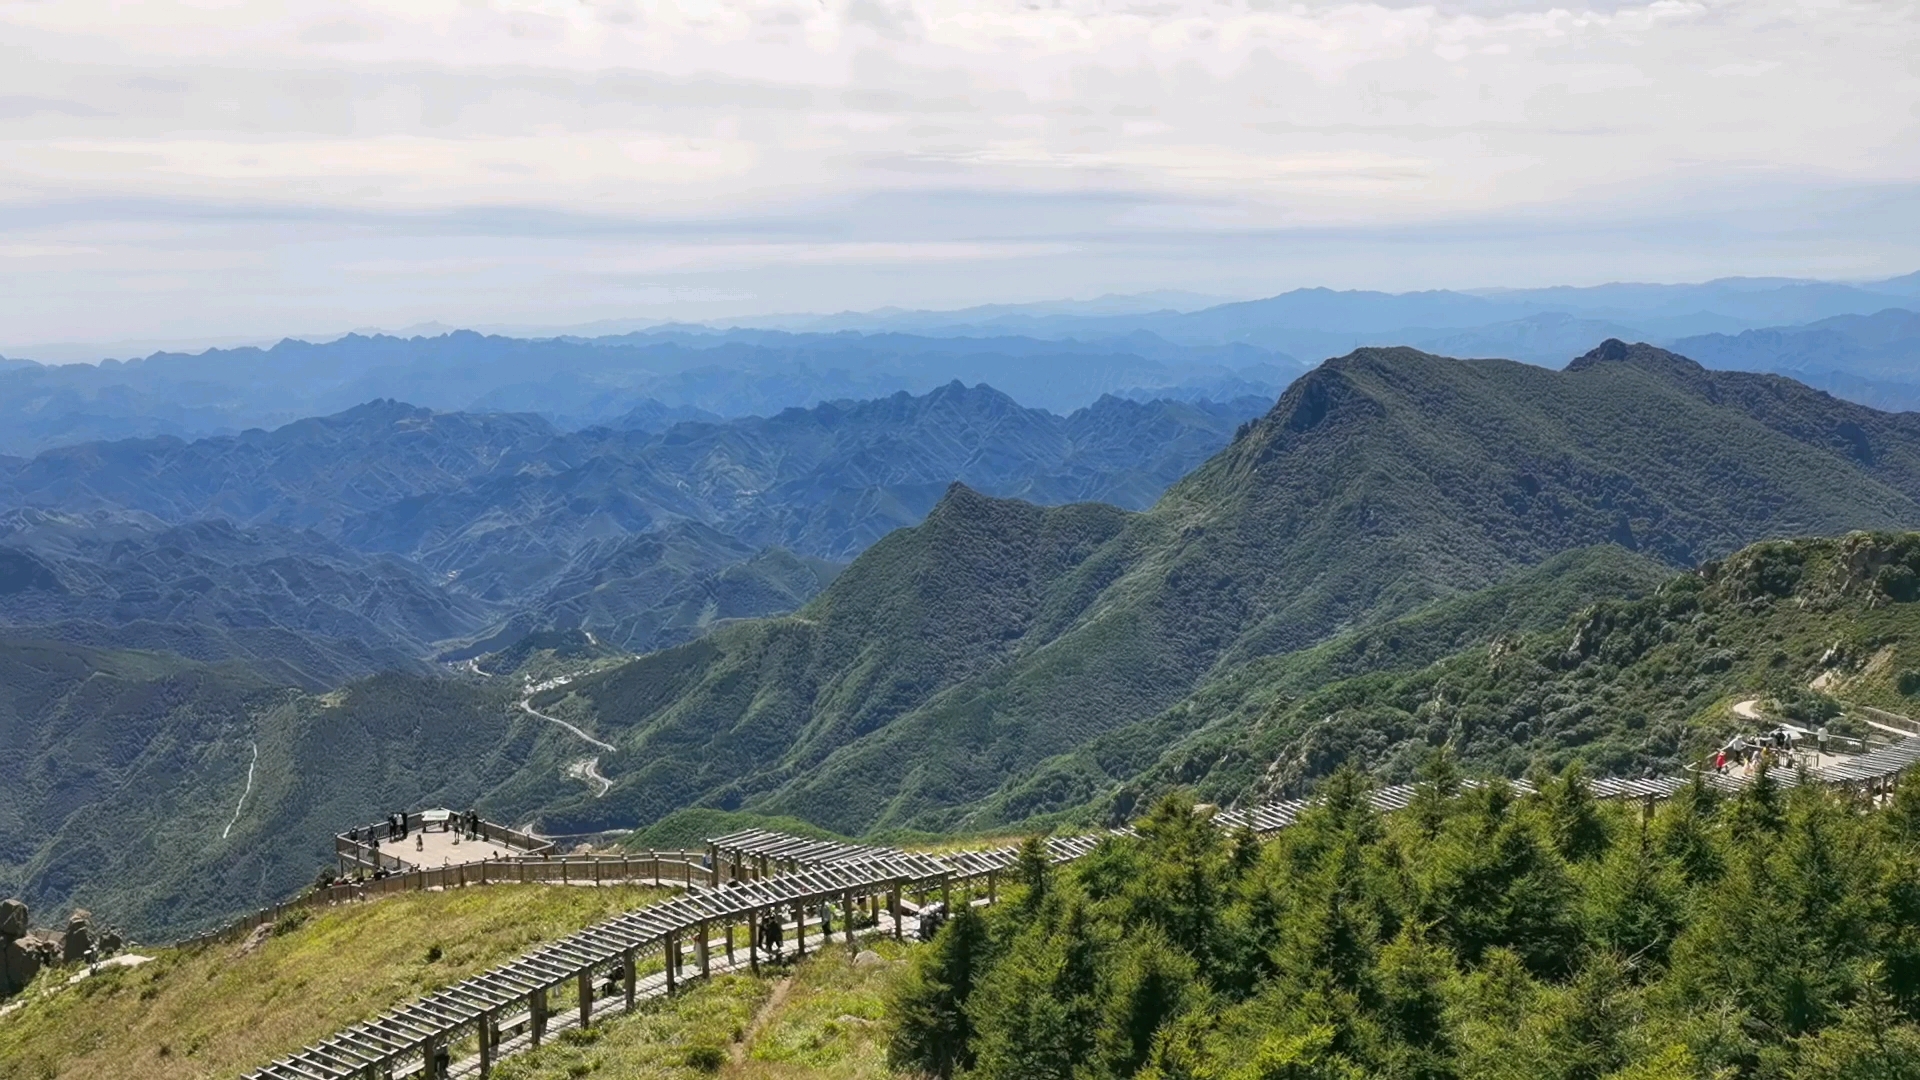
2, 939, 38, 996
2, 933, 58, 998
0, 898, 25, 941
62, 910, 93, 965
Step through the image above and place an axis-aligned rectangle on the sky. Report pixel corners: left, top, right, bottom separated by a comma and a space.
2, 0, 1918, 352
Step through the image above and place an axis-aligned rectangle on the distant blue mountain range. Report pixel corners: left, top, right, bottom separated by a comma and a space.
2, 271, 1917, 457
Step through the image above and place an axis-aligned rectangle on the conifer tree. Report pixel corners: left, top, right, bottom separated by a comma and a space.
887, 903, 990, 1078
1541, 761, 1609, 863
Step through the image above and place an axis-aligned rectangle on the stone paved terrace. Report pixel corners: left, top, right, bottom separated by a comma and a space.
336, 811, 555, 877
379, 829, 523, 870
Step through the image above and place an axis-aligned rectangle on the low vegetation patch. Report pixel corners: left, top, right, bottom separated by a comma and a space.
489, 974, 767, 1080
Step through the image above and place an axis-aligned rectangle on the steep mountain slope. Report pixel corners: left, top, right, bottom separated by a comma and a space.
525, 490, 1136, 834
0, 636, 580, 938
1108, 530, 1920, 816
532, 341, 1920, 837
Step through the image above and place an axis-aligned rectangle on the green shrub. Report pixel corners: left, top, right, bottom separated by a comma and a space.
682, 1044, 726, 1072
270, 910, 310, 937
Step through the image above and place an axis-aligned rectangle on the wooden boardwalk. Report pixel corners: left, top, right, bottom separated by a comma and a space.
243, 857, 943, 1080
243, 743, 1920, 1080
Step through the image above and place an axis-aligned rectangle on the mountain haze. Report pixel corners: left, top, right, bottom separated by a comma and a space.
0, 385, 1261, 659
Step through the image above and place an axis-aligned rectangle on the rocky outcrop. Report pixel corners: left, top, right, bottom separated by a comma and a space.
0, 900, 122, 998
0, 898, 25, 941
61, 909, 93, 965
2, 899, 56, 998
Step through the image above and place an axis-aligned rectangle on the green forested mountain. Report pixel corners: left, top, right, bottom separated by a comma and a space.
0, 635, 581, 938
530, 342, 1920, 837
1075, 531, 1920, 825
18, 342, 1920, 939
0, 385, 1259, 656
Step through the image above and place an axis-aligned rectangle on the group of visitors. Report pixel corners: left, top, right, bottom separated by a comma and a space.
348, 810, 487, 847
918, 902, 947, 942
1711, 728, 1799, 773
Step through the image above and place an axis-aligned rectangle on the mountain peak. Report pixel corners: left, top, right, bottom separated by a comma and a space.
1565, 339, 1705, 376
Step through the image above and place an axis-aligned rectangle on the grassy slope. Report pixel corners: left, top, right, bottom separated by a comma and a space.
491, 938, 907, 1080
535, 345, 1920, 840
0, 884, 667, 1080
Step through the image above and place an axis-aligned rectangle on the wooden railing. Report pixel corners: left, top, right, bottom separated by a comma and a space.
241, 857, 942, 1080
170, 851, 727, 951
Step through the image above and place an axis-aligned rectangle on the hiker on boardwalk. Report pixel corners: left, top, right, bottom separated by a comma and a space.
919, 902, 946, 942
760, 912, 784, 960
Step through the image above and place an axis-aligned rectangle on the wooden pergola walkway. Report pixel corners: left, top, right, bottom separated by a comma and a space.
245, 742, 1920, 1080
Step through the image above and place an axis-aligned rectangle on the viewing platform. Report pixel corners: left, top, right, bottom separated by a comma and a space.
333, 809, 554, 877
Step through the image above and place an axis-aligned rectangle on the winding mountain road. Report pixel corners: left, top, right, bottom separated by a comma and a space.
518, 677, 616, 798
566, 757, 614, 797
519, 696, 615, 752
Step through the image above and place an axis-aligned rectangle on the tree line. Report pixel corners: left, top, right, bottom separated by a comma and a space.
888, 756, 1920, 1079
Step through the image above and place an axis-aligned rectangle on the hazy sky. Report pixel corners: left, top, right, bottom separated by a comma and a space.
2, 0, 1918, 349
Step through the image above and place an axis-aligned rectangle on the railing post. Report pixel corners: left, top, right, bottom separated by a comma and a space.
749, 909, 759, 975
479, 1009, 497, 1076
665, 930, 678, 993
531, 986, 548, 1046
578, 968, 593, 1030
891, 884, 903, 941
623, 948, 637, 1012
698, 920, 711, 977
423, 1033, 445, 1080
844, 889, 856, 950
794, 902, 807, 957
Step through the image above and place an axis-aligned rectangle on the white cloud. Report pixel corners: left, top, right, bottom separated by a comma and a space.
0, 0, 1916, 345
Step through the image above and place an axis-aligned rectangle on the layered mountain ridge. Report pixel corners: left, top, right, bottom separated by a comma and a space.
0, 384, 1262, 670
12, 339, 1920, 938
527, 341, 1920, 838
